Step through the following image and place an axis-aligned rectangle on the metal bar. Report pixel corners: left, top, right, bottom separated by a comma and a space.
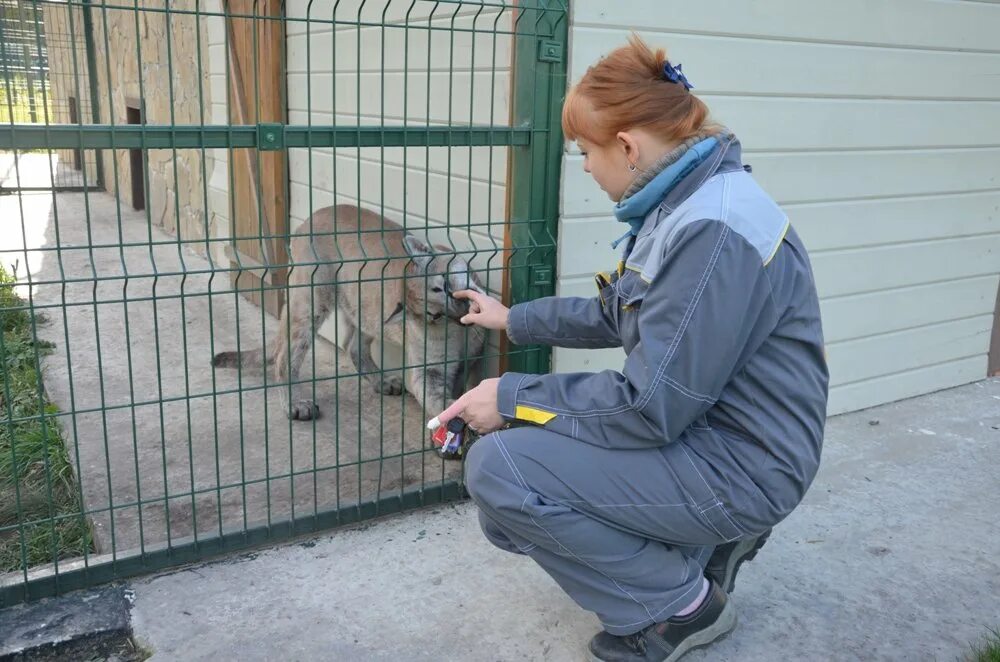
23, 0, 550, 22
126, 0, 152, 557
26, 0, 63, 587
0, 184, 92, 192
193, 0, 226, 544
0, 123, 532, 149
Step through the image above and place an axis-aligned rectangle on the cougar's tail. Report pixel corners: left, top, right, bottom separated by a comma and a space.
211, 347, 272, 369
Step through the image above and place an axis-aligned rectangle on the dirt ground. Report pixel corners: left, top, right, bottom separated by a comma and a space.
1, 156, 465, 557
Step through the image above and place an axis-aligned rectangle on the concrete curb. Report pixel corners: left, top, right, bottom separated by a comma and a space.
0, 585, 136, 661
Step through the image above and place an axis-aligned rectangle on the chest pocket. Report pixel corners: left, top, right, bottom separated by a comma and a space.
616, 269, 650, 311
594, 270, 618, 307
594, 270, 622, 330
615, 269, 650, 352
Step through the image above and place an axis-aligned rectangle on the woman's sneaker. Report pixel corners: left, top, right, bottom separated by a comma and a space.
704, 529, 772, 593
587, 580, 737, 662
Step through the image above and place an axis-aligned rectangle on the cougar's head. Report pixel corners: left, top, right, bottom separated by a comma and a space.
396, 234, 487, 323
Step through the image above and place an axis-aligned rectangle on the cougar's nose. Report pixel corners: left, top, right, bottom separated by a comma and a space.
450, 295, 470, 316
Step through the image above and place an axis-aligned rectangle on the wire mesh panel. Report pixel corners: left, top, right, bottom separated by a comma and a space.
0, 0, 100, 190
0, 0, 566, 605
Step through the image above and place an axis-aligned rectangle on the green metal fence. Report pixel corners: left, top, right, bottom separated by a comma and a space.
0, 0, 566, 606
0, 0, 102, 190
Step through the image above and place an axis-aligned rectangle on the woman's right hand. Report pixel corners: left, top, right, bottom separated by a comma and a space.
453, 290, 509, 330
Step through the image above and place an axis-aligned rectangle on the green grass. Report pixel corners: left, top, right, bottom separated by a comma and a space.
0, 75, 55, 124
0, 264, 94, 574
968, 629, 1000, 662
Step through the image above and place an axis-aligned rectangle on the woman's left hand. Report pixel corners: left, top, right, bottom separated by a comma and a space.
433, 378, 504, 434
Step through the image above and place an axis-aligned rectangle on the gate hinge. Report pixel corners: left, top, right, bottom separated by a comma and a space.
537, 40, 563, 63
257, 123, 284, 151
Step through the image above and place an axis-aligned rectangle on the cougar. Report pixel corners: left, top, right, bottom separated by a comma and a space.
212, 204, 489, 420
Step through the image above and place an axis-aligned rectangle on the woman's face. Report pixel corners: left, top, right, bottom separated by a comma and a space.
576, 136, 637, 203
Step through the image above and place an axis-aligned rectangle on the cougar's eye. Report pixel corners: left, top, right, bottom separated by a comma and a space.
431, 286, 443, 293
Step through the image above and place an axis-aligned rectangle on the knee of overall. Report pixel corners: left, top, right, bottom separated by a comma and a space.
463, 432, 506, 508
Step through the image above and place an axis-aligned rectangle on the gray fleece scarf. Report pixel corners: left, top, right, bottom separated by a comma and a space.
620, 128, 733, 202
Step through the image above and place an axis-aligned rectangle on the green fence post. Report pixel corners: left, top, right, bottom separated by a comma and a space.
505, 0, 568, 376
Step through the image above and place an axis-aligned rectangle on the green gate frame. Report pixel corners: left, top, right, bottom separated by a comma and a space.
0, 0, 567, 605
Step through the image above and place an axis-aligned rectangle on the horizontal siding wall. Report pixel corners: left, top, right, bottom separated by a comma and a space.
558, 0, 1000, 415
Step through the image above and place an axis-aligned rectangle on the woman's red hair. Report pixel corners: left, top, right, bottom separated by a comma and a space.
562, 34, 716, 145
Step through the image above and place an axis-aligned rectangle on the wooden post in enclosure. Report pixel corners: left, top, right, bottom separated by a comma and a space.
224, 0, 288, 318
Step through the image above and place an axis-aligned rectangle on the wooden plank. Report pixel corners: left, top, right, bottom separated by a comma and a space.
827, 355, 987, 416
751, 149, 1000, 205
557, 233, 1000, 307
570, 0, 1000, 53
553, 333, 990, 415
562, 149, 1000, 219
288, 145, 509, 185
821, 276, 1000, 344
826, 315, 993, 385
558, 192, 1000, 275
708, 97, 1000, 152
811, 235, 1000, 299
570, 28, 1000, 100
790, 192, 1000, 253
286, 71, 510, 125
225, 0, 288, 318
287, 151, 505, 231
553, 275, 997, 390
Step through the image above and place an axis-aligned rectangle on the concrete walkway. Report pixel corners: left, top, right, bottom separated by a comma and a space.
2, 379, 998, 660
119, 378, 1000, 661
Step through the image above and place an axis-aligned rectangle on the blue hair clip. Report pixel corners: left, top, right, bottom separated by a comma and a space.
663, 61, 693, 90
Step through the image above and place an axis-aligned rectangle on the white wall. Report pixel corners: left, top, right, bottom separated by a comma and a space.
203, 2, 231, 272
557, 0, 1000, 415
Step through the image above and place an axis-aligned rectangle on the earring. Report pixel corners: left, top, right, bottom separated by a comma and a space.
627, 162, 637, 172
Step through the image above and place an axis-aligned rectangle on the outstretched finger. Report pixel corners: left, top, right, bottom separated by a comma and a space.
452, 289, 487, 305
427, 396, 466, 430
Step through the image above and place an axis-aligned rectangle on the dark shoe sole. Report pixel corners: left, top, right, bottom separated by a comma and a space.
708, 530, 771, 594
586, 599, 738, 662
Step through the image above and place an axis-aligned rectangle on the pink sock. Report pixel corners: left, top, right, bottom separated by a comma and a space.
674, 577, 710, 617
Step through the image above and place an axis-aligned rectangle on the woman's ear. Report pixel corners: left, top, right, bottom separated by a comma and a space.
616, 131, 640, 168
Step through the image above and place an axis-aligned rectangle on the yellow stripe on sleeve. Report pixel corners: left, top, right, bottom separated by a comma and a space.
514, 405, 557, 426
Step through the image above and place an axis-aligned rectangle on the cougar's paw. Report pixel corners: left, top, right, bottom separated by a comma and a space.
288, 399, 320, 421
375, 375, 404, 395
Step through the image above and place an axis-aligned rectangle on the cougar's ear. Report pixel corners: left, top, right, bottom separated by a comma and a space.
403, 233, 434, 270
451, 261, 487, 293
